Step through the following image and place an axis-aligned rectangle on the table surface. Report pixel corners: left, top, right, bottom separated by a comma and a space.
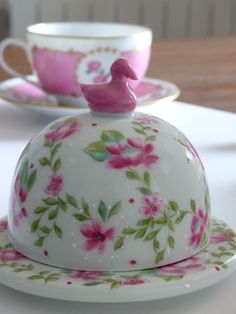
0, 36, 236, 112
0, 99, 236, 313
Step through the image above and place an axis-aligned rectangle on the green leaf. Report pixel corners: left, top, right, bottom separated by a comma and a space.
169, 201, 179, 212
133, 127, 146, 135
155, 217, 167, 224
34, 237, 44, 247
73, 213, 89, 222
53, 158, 61, 172
125, 169, 141, 181
167, 220, 175, 231
40, 226, 51, 234
146, 135, 156, 142
58, 197, 67, 212
108, 201, 121, 219
98, 201, 108, 222
123, 227, 136, 235
31, 220, 39, 232
101, 130, 125, 143
143, 170, 151, 187
168, 235, 175, 248
51, 142, 62, 159
114, 238, 124, 250
82, 198, 90, 217
48, 209, 58, 220
83, 141, 109, 161
136, 187, 152, 195
153, 238, 160, 250
144, 230, 158, 241
155, 250, 165, 264
27, 169, 37, 191
27, 275, 43, 281
83, 281, 102, 286
66, 194, 78, 208
111, 281, 122, 289
135, 227, 147, 239
34, 207, 48, 214
43, 197, 58, 205
137, 218, 151, 226
191, 199, 197, 214
175, 212, 187, 224
19, 160, 29, 185
54, 224, 62, 238
39, 157, 50, 166
44, 138, 52, 147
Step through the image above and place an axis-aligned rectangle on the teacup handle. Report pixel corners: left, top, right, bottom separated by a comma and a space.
0, 37, 40, 88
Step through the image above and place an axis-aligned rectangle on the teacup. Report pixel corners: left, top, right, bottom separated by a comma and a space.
0, 22, 152, 106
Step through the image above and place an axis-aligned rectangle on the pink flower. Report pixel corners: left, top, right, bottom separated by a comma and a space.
210, 231, 233, 244
135, 115, 159, 125
93, 75, 108, 83
70, 271, 102, 281
14, 176, 27, 203
80, 220, 115, 254
87, 61, 101, 72
45, 120, 80, 142
0, 248, 26, 261
0, 219, 8, 231
159, 256, 205, 276
189, 209, 208, 247
140, 192, 163, 217
121, 278, 147, 285
106, 138, 159, 169
45, 175, 63, 196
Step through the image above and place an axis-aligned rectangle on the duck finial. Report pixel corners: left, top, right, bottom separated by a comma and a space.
80, 58, 139, 115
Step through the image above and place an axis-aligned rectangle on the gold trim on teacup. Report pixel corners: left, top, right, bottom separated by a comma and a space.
26, 23, 152, 40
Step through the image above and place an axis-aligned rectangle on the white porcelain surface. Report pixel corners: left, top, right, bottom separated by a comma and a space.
0, 217, 235, 302
8, 109, 210, 271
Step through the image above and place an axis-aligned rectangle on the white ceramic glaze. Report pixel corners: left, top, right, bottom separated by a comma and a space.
0, 217, 235, 302
8, 109, 211, 271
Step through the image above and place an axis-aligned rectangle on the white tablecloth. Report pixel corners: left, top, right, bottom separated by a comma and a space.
0, 100, 236, 313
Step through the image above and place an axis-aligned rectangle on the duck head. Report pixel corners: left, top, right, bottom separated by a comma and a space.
111, 58, 139, 81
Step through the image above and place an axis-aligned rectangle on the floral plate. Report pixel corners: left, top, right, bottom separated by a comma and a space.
0, 76, 180, 117
0, 217, 235, 303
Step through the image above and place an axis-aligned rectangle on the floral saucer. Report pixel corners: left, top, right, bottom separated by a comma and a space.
0, 76, 180, 117
0, 217, 235, 303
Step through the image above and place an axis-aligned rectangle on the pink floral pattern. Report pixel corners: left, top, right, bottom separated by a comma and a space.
80, 220, 115, 254
140, 192, 163, 217
0, 248, 26, 261
87, 61, 101, 72
189, 209, 208, 247
0, 219, 7, 232
210, 231, 233, 244
121, 278, 147, 285
70, 271, 102, 281
45, 120, 81, 142
106, 138, 159, 169
135, 115, 159, 125
45, 175, 63, 196
159, 256, 205, 276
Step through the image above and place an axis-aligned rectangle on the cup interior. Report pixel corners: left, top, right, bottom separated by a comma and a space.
27, 22, 151, 38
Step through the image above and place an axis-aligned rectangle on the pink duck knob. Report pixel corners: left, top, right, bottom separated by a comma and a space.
80, 58, 139, 114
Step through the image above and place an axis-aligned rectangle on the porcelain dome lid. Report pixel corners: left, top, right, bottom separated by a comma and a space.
7, 59, 211, 271
8, 110, 211, 271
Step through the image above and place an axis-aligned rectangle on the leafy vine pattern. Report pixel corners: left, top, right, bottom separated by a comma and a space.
83, 118, 210, 264
0, 218, 234, 289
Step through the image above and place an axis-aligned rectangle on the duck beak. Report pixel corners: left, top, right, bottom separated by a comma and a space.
125, 63, 139, 80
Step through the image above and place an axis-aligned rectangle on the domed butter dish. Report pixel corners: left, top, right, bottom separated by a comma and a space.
0, 59, 236, 302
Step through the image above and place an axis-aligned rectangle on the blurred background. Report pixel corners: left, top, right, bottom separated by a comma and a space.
0, 0, 235, 40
